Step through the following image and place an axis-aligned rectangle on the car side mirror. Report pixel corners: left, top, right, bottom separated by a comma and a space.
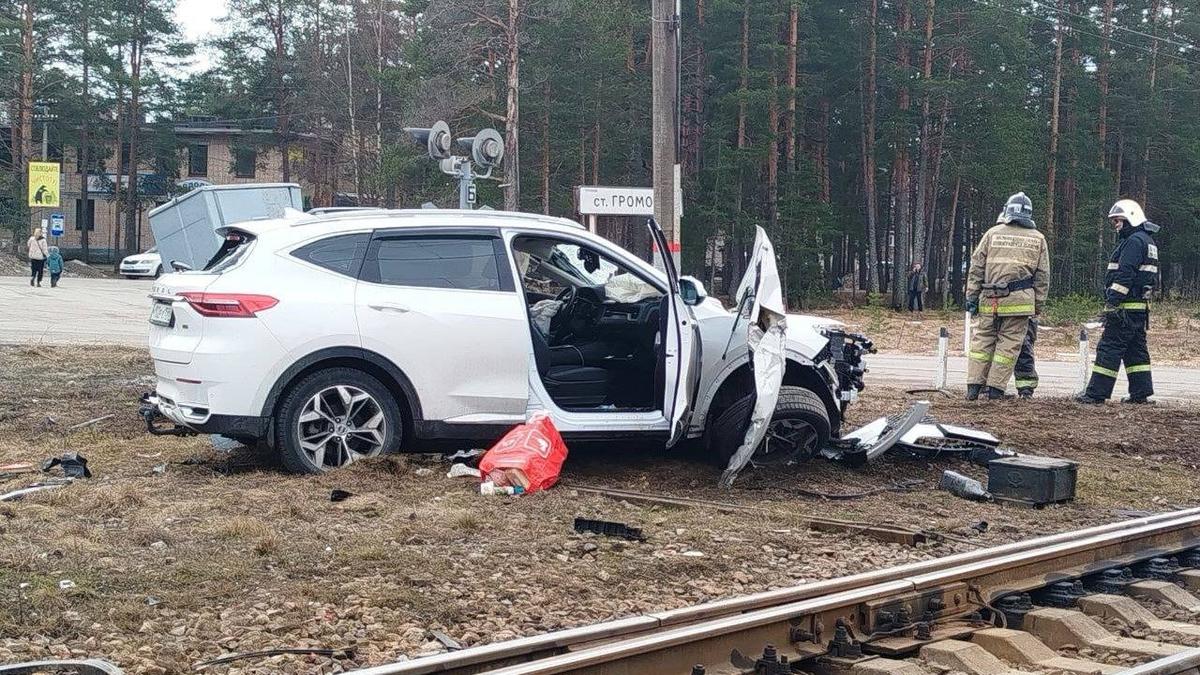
678, 276, 707, 306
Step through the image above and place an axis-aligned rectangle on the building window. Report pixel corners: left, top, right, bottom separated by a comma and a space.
75, 198, 95, 231
188, 144, 208, 177
233, 148, 256, 178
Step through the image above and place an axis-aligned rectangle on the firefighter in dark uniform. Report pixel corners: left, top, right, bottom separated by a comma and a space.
1076, 199, 1160, 404
1014, 319, 1038, 398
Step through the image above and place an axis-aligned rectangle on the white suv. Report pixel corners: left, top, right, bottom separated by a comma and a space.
144, 210, 869, 474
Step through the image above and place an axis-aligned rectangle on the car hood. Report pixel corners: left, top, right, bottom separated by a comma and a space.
784, 313, 843, 360
123, 254, 160, 264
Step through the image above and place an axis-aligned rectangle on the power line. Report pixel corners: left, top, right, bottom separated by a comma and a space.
1030, 0, 1200, 54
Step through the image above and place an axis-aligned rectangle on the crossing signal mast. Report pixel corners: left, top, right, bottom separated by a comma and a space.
404, 121, 505, 210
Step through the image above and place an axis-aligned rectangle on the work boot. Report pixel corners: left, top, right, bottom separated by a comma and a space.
987, 387, 1012, 400
1073, 392, 1105, 405
966, 384, 983, 401
1017, 388, 1034, 399
1121, 396, 1156, 405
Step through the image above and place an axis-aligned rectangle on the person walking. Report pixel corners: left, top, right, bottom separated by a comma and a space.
46, 246, 65, 288
907, 263, 927, 312
1075, 199, 1160, 405
27, 227, 49, 287
964, 192, 1050, 400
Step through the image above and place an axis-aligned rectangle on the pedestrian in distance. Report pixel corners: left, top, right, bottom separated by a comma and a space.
27, 227, 49, 287
46, 246, 64, 288
907, 262, 927, 312
1075, 199, 1160, 405
963, 192, 1050, 401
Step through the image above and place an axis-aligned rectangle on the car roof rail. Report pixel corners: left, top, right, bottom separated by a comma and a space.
290, 208, 588, 231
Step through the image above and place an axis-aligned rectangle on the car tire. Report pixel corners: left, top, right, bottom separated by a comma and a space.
708, 385, 830, 468
274, 367, 402, 474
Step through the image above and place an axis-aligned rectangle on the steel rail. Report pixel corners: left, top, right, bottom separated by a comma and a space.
347, 508, 1200, 675
1112, 647, 1200, 675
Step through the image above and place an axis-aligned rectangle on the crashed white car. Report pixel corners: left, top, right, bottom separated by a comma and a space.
143, 209, 870, 479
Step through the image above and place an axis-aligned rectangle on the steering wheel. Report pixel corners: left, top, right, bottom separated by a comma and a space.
549, 286, 577, 341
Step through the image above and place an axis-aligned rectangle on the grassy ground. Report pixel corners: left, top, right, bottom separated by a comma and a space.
1, 345, 1198, 673
815, 303, 1200, 366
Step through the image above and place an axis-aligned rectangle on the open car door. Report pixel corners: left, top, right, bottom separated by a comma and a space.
719, 226, 788, 488
647, 218, 700, 448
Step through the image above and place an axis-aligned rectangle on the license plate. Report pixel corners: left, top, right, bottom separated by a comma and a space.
149, 302, 174, 327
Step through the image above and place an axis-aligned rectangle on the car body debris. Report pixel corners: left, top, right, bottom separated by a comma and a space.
939, 470, 992, 501
193, 647, 356, 670
0, 659, 123, 675
41, 452, 92, 478
830, 402, 1009, 464
330, 489, 353, 502
430, 630, 463, 651
573, 517, 647, 541
0, 480, 72, 502
67, 414, 114, 431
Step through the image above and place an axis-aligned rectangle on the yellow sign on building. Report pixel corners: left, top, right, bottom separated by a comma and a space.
28, 162, 61, 207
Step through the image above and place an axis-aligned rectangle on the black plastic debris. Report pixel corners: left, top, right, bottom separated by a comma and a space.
969, 520, 989, 534
330, 489, 353, 502
573, 517, 646, 541
41, 452, 91, 479
939, 470, 991, 501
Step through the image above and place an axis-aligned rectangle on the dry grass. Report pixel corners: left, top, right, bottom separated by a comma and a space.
1, 345, 1198, 672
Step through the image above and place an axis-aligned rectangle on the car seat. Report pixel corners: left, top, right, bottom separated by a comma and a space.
529, 323, 610, 408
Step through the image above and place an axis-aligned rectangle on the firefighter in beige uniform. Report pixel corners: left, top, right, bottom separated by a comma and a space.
964, 193, 1051, 400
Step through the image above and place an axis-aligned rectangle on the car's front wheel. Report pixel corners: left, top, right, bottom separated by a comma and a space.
275, 367, 402, 473
709, 385, 831, 468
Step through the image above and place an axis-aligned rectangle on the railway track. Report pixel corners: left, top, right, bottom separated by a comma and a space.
349, 507, 1200, 675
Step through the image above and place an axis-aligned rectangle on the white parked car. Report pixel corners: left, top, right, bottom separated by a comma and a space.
144, 210, 870, 474
120, 247, 163, 278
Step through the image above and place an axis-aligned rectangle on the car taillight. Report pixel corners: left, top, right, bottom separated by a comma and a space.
179, 292, 278, 318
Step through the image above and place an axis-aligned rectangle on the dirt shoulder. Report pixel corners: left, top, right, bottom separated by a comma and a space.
815, 306, 1200, 367
1, 346, 1197, 673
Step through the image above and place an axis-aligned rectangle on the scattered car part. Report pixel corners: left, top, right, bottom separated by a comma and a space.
0, 482, 70, 502
67, 414, 114, 431
795, 479, 924, 501
573, 517, 646, 541
720, 228, 788, 489
194, 647, 355, 670
0, 659, 123, 675
939, 470, 992, 502
970, 520, 990, 534
430, 630, 463, 651
330, 489, 353, 502
831, 401, 930, 464
987, 456, 1078, 507
41, 453, 91, 479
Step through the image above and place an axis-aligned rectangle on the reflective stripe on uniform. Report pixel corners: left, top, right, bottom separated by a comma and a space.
1109, 282, 1130, 294
1108, 262, 1120, 270
1119, 301, 1148, 310
969, 350, 992, 363
992, 353, 1015, 366
1092, 364, 1119, 378
1139, 264, 1158, 273
1015, 378, 1038, 388
992, 304, 1036, 315
1127, 364, 1152, 374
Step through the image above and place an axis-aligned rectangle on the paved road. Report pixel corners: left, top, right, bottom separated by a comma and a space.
0, 276, 152, 347
2, 276, 1197, 402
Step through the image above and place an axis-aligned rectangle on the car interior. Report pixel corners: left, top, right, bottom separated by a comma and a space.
511, 236, 666, 412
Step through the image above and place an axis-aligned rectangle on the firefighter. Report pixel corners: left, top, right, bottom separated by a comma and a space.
1075, 199, 1160, 405
964, 192, 1051, 400
1014, 318, 1038, 398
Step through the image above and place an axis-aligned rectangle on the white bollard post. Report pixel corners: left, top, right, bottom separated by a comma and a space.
963, 311, 972, 357
935, 326, 949, 390
1078, 327, 1090, 390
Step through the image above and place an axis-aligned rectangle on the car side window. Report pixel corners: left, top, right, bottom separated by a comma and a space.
363, 236, 504, 291
291, 233, 370, 277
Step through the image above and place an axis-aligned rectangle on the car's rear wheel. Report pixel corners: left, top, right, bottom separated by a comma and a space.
275, 368, 401, 473
709, 385, 830, 468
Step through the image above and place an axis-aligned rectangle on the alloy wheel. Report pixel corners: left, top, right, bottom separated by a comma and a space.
752, 418, 818, 467
296, 385, 386, 469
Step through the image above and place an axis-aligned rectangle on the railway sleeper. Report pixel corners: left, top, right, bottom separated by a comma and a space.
1126, 580, 1200, 613
1023, 607, 1188, 659
1076, 594, 1200, 639
970, 628, 1122, 675
920, 639, 1037, 675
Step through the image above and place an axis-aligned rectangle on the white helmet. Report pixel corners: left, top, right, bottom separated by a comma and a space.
1108, 199, 1146, 228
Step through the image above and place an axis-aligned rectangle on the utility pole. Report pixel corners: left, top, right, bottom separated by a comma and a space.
651, 0, 681, 267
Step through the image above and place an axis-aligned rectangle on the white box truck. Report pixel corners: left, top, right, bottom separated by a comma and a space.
148, 183, 303, 271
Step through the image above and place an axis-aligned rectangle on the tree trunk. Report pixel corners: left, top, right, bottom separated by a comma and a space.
912, 0, 935, 266
818, 99, 830, 202
890, 0, 912, 308
1097, 0, 1114, 168
541, 83, 551, 215
272, 0, 290, 182
374, 0, 384, 196
862, 0, 880, 293
767, 66, 779, 230
784, 1, 799, 172
591, 116, 601, 184
14, 0, 34, 254
1044, 0, 1064, 249
112, 58, 125, 271
736, 0, 749, 150
79, 4, 91, 262
945, 175, 961, 307
1139, 0, 1159, 207
345, 29, 361, 201
124, 9, 144, 261
503, 0, 522, 211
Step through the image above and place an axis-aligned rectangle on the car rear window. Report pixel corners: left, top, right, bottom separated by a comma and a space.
291, 233, 369, 277
363, 236, 502, 291
203, 230, 256, 272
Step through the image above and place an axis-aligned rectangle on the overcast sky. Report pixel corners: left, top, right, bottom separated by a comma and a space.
174, 0, 228, 72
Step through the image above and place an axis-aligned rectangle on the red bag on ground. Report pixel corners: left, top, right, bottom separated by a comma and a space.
478, 412, 568, 494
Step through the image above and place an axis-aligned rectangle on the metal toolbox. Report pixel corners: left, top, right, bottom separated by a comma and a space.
987, 456, 1078, 506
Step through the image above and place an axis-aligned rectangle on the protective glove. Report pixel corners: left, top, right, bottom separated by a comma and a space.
964, 298, 979, 315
